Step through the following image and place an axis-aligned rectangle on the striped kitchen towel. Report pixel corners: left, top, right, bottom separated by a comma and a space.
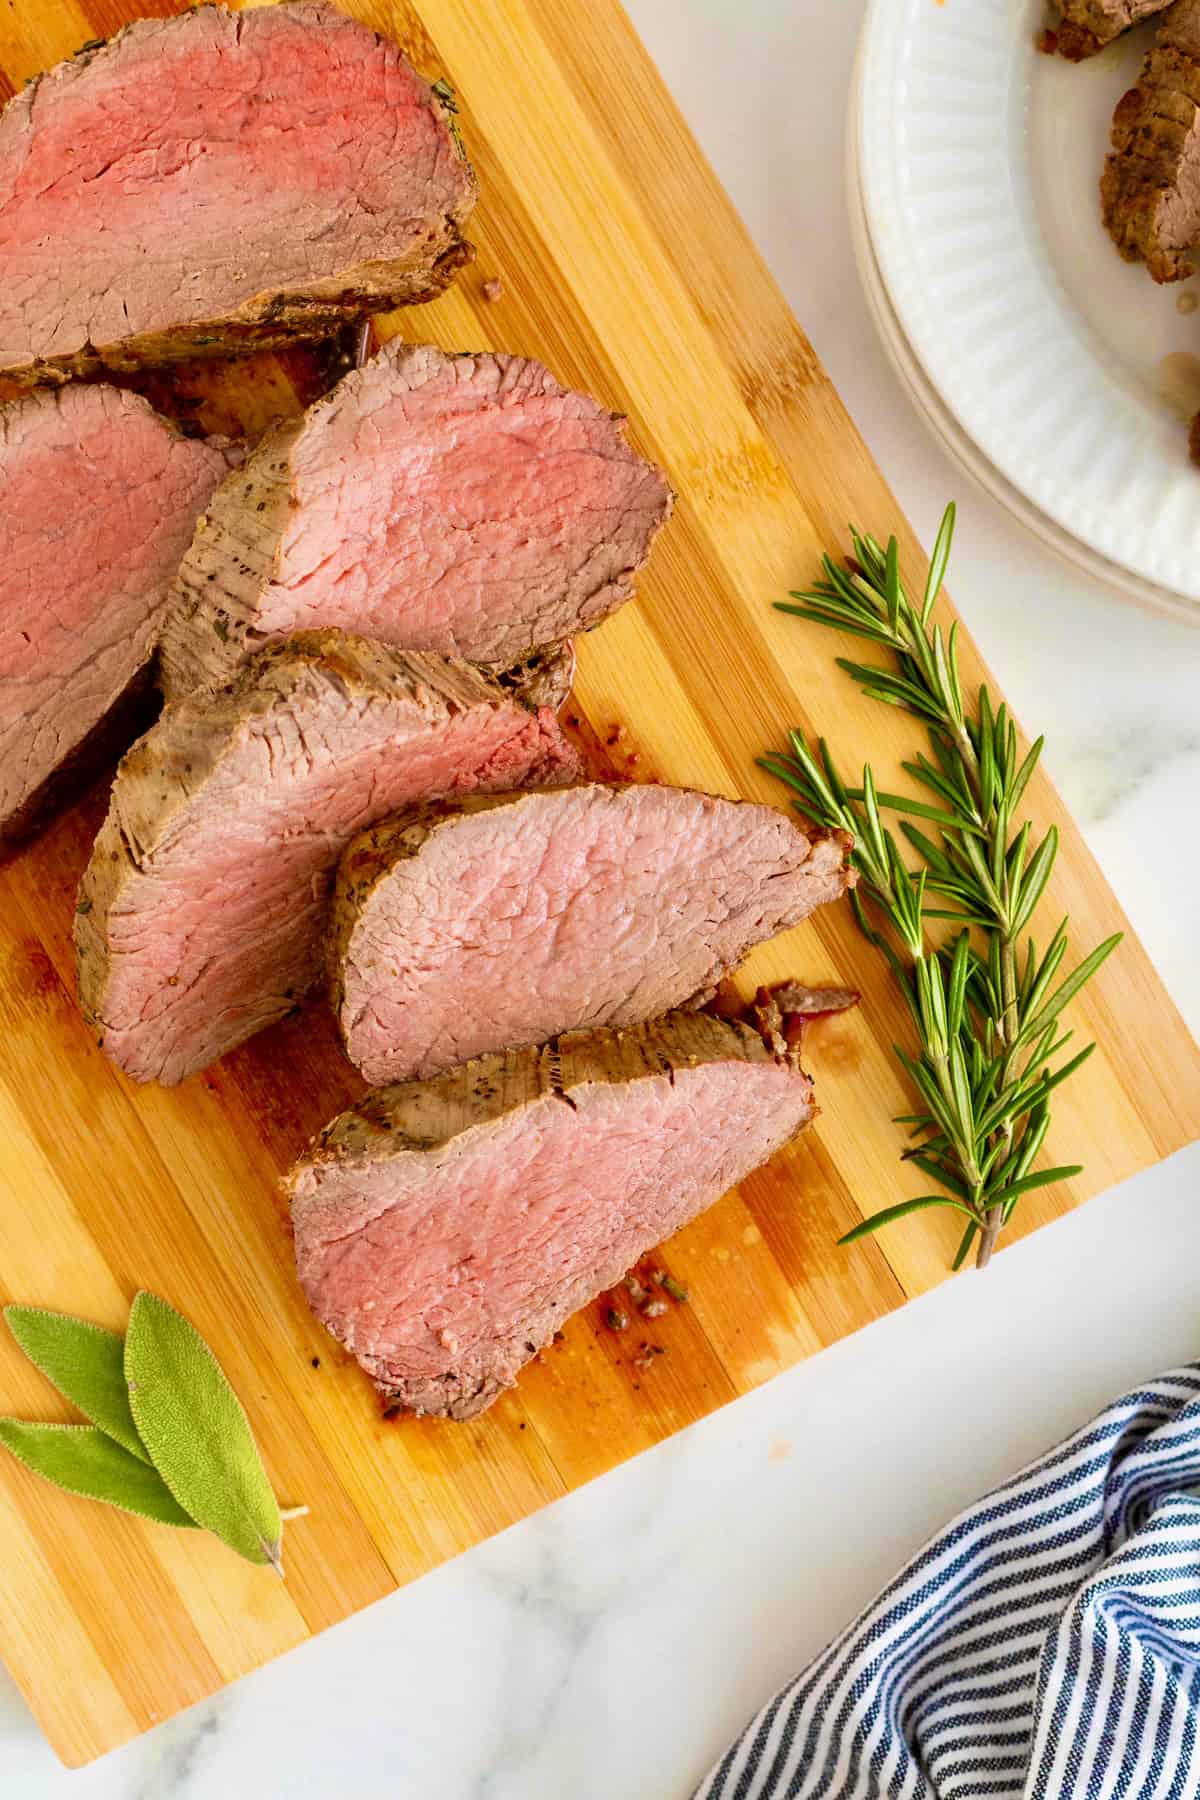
696, 1366, 1200, 1800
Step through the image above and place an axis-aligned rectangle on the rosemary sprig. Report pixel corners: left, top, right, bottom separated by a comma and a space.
764, 504, 1120, 1270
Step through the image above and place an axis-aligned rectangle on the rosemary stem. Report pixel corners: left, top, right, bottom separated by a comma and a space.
976, 1210, 1003, 1268
999, 935, 1020, 1052
976, 907, 1021, 1267
949, 717, 983, 802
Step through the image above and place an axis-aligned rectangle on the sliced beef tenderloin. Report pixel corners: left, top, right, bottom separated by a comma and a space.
1053, 0, 1174, 60
330, 783, 854, 1085
1102, 0, 1200, 280
75, 632, 580, 1087
158, 342, 673, 698
0, 384, 229, 841
0, 3, 476, 387
288, 1010, 816, 1419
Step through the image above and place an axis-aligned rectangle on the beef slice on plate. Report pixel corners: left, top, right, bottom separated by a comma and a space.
75, 631, 581, 1086
159, 342, 673, 697
330, 782, 854, 1084
0, 2, 476, 387
288, 1009, 817, 1419
0, 384, 229, 841
1102, 0, 1200, 279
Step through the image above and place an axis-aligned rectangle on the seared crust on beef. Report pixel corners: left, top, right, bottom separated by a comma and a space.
0, 249, 475, 391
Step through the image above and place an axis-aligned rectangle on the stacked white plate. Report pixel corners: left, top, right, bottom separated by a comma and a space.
851, 0, 1200, 625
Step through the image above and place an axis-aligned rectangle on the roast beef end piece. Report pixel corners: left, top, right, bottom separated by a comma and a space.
287, 1010, 817, 1419
750, 981, 860, 1058
1189, 407, 1200, 463
75, 631, 581, 1087
331, 783, 854, 1085
159, 341, 673, 698
1101, 2, 1200, 280
1053, 0, 1174, 56
0, 3, 477, 386
1054, 24, 1104, 58
0, 384, 228, 840
764, 981, 861, 1017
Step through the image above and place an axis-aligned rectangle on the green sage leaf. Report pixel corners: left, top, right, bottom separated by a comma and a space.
4, 1306, 147, 1461
0, 1421, 194, 1527
125, 1292, 283, 1573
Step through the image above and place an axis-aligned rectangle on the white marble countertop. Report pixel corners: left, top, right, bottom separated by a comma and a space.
6, 2, 1200, 1795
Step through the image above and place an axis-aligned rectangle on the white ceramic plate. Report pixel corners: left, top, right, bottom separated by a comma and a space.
856, 0, 1200, 619
846, 47, 1195, 624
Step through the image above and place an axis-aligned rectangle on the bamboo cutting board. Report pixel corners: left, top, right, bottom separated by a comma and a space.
0, 0, 1197, 1767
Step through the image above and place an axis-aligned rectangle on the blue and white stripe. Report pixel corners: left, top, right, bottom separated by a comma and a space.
695, 1367, 1200, 1799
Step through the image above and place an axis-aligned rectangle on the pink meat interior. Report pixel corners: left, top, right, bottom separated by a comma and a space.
293, 1054, 810, 1394
0, 3, 465, 365
97, 696, 572, 1085
0, 386, 225, 824
341, 787, 847, 1083
259, 350, 670, 662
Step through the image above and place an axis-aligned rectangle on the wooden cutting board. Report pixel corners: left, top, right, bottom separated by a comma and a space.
1, 0, 1197, 1767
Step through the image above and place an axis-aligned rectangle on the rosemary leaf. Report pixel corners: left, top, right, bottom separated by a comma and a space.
922, 504, 955, 622
986, 1165, 1084, 1208
1030, 1041, 1099, 1099
1009, 737, 1045, 815
906, 1154, 973, 1200
849, 790, 970, 831
776, 606, 895, 648
951, 1221, 978, 1270
1009, 829, 1059, 939
1017, 936, 1123, 1047
839, 1194, 981, 1246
